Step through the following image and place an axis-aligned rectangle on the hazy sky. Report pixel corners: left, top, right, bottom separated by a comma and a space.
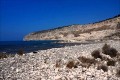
0, 0, 120, 41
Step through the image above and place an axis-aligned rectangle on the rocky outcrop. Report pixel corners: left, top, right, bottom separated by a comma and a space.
24, 15, 120, 41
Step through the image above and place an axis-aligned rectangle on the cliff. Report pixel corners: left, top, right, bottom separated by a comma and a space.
24, 15, 120, 41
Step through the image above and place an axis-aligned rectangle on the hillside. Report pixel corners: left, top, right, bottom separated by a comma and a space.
24, 15, 120, 41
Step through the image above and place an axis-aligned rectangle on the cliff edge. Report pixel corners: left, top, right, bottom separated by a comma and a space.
24, 15, 120, 41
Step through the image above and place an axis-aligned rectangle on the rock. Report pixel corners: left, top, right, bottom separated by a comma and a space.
54, 75, 61, 80
86, 72, 91, 76
0, 40, 120, 80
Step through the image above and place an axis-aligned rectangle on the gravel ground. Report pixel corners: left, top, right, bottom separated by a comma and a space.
0, 40, 120, 80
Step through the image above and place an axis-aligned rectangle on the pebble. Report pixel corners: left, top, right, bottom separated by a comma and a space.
0, 40, 120, 80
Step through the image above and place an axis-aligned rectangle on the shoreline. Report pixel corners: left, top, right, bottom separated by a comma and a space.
0, 40, 120, 80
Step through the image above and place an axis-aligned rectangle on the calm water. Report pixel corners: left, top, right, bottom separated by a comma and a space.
0, 40, 61, 54
0, 40, 82, 54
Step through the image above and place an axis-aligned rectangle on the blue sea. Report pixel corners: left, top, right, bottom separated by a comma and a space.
0, 40, 82, 54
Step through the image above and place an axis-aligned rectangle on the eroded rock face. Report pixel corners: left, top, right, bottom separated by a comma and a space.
24, 15, 120, 41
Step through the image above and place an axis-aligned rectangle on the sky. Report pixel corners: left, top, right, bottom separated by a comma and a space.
0, 0, 120, 41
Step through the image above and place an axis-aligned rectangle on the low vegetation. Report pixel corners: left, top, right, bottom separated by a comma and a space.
78, 56, 97, 64
0, 53, 8, 59
107, 60, 116, 66
17, 49, 24, 56
66, 60, 75, 69
91, 50, 102, 59
102, 44, 110, 55
102, 44, 118, 57
97, 65, 108, 72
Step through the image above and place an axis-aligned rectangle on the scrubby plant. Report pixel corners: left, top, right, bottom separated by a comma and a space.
102, 44, 110, 55
17, 49, 24, 56
78, 56, 97, 64
107, 60, 116, 66
0, 53, 7, 59
102, 44, 118, 57
116, 69, 120, 77
91, 50, 102, 59
97, 65, 108, 72
108, 48, 118, 57
66, 60, 75, 69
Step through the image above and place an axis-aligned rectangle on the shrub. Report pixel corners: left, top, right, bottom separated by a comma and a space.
91, 50, 102, 59
66, 60, 74, 69
0, 53, 7, 59
78, 56, 96, 64
97, 65, 108, 72
116, 69, 120, 77
17, 49, 24, 56
102, 44, 110, 55
102, 44, 118, 57
107, 60, 116, 66
108, 48, 117, 57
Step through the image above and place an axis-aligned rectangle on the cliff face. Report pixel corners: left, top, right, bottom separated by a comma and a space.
24, 15, 120, 41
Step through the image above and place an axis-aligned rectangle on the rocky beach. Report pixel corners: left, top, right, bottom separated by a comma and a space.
1, 0, 120, 80
0, 40, 120, 80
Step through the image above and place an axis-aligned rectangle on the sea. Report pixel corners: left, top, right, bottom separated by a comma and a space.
0, 40, 82, 54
